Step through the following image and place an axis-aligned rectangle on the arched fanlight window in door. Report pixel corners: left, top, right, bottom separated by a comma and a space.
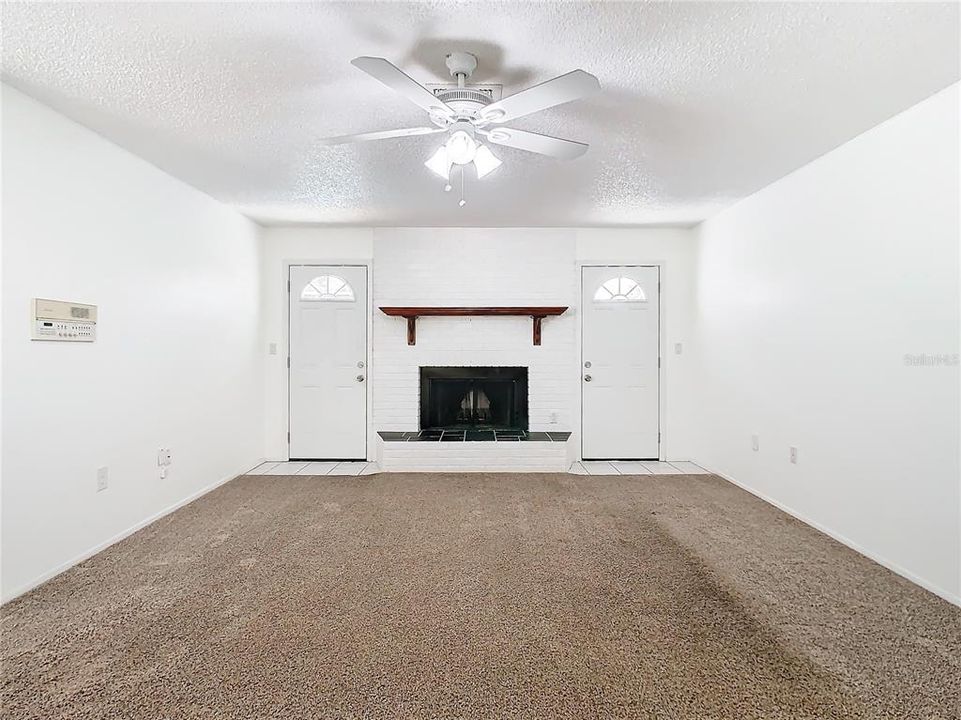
593, 276, 647, 302
300, 274, 356, 302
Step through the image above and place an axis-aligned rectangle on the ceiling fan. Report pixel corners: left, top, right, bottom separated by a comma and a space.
320, 52, 600, 204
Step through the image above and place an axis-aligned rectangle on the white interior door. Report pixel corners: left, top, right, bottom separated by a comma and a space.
581, 266, 660, 459
288, 265, 368, 459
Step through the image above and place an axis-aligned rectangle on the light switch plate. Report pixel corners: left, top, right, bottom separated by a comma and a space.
96, 467, 109, 492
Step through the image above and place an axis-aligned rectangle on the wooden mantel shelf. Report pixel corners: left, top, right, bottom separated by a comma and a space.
380, 306, 568, 346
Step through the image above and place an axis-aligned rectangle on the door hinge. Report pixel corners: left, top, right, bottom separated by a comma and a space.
658, 431, 661, 443
287, 356, 290, 369
287, 279, 291, 293
658, 357, 661, 368
287, 431, 290, 443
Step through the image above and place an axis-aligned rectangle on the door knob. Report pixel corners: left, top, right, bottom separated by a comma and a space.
356, 375, 365, 382
584, 374, 592, 382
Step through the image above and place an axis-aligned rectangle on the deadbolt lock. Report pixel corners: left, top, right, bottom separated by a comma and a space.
584, 375, 592, 382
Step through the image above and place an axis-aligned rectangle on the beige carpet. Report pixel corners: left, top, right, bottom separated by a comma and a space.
2, 473, 958, 719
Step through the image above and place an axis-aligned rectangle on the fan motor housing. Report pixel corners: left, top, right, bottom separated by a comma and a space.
435, 88, 493, 107
427, 83, 502, 120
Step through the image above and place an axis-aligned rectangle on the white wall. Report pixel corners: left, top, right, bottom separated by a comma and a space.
260, 227, 697, 462
690, 83, 960, 604
1, 86, 265, 601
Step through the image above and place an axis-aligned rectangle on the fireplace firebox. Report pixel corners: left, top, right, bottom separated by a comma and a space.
420, 367, 528, 432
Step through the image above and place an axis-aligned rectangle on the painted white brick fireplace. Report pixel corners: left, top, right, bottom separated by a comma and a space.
260, 227, 697, 470
373, 229, 576, 470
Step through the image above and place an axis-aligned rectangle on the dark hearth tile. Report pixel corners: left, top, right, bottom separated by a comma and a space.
378, 432, 409, 442
527, 432, 552, 441
441, 432, 466, 442
495, 429, 524, 438
418, 430, 443, 438
495, 436, 520, 441
408, 435, 440, 442
466, 430, 496, 442
547, 432, 572, 441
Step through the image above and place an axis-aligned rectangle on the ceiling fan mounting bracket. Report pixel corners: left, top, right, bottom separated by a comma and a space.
445, 52, 478, 80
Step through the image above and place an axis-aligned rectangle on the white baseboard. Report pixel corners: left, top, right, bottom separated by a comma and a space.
1, 458, 265, 605
698, 463, 961, 608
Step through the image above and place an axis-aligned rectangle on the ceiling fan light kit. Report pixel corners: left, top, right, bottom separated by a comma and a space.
444, 121, 478, 164
425, 146, 453, 180
473, 145, 502, 179
322, 51, 600, 206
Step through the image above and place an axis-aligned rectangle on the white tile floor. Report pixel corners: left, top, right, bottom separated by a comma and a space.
569, 460, 710, 475
263, 461, 309, 475
246, 461, 378, 476
246, 460, 708, 476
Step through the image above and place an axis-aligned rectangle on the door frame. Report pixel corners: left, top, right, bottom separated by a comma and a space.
577, 262, 664, 461
284, 260, 373, 461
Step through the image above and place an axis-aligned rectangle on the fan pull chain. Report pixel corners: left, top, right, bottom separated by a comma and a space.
459, 164, 467, 207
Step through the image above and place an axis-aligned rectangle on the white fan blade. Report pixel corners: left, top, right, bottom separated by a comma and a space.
318, 127, 445, 146
479, 69, 599, 124
482, 128, 588, 160
351, 57, 453, 117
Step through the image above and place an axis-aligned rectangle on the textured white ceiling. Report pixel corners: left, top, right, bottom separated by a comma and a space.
2, 2, 958, 227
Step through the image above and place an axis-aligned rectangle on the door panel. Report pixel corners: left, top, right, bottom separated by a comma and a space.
581, 266, 659, 459
289, 265, 367, 459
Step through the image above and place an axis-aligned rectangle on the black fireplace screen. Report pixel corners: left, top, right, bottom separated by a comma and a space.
420, 367, 528, 432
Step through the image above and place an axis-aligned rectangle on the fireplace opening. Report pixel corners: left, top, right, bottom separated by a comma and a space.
420, 367, 528, 432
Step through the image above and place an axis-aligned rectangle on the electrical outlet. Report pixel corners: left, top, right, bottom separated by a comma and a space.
674, 342, 683, 355
96, 466, 109, 492
752, 435, 759, 452
268, 342, 278, 355
549, 411, 559, 424
789, 446, 798, 464
158, 448, 172, 473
